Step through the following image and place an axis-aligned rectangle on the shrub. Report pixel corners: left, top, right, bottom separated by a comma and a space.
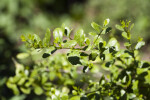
7, 19, 150, 100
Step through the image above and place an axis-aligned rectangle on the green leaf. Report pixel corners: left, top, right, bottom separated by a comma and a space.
89, 52, 98, 61
61, 94, 68, 100
101, 28, 106, 34
145, 70, 150, 84
21, 35, 26, 42
130, 23, 134, 31
43, 28, 51, 47
72, 90, 78, 95
80, 52, 89, 56
42, 47, 57, 58
107, 38, 119, 51
83, 66, 89, 73
20, 87, 31, 94
89, 32, 97, 36
53, 28, 64, 43
141, 62, 150, 68
132, 80, 139, 93
105, 61, 112, 67
18, 78, 26, 85
122, 32, 129, 39
74, 29, 85, 46
80, 96, 88, 100
62, 24, 72, 37
34, 34, 41, 43
115, 24, 124, 31
124, 42, 131, 47
106, 27, 112, 33
43, 82, 52, 90
103, 18, 110, 26
68, 56, 81, 65
135, 41, 145, 50
16, 53, 29, 59
91, 22, 101, 32
109, 46, 116, 53
100, 53, 105, 61
99, 41, 106, 51
63, 40, 77, 48
42, 53, 50, 58
70, 96, 80, 100
85, 38, 90, 45
6, 82, 20, 95
34, 86, 43, 95
121, 20, 126, 28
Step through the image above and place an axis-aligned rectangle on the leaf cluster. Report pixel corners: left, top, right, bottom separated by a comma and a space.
7, 19, 150, 100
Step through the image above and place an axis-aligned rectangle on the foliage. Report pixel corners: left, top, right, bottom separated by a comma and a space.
7, 19, 150, 100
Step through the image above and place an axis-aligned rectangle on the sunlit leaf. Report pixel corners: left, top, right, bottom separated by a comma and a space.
103, 18, 110, 26
53, 28, 64, 43
135, 41, 145, 50
74, 29, 85, 46
91, 22, 101, 32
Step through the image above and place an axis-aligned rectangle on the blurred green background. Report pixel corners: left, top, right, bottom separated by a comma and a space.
0, 0, 150, 99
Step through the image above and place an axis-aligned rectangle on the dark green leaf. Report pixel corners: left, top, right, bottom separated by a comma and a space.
42, 49, 57, 58
89, 52, 98, 61
80, 52, 89, 56
109, 46, 116, 53
62, 24, 72, 37
106, 27, 112, 33
100, 53, 105, 61
42, 53, 50, 58
80, 96, 89, 100
99, 75, 105, 85
83, 66, 88, 73
99, 42, 103, 49
68, 56, 81, 65
141, 62, 150, 68
105, 62, 112, 67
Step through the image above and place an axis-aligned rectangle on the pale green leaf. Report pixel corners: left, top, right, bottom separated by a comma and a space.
115, 24, 124, 31
122, 32, 130, 39
135, 41, 145, 50
16, 53, 29, 59
74, 29, 85, 46
43, 28, 51, 47
103, 18, 110, 26
53, 28, 64, 43
20, 87, 31, 94
62, 40, 77, 48
34, 86, 43, 95
91, 22, 101, 32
